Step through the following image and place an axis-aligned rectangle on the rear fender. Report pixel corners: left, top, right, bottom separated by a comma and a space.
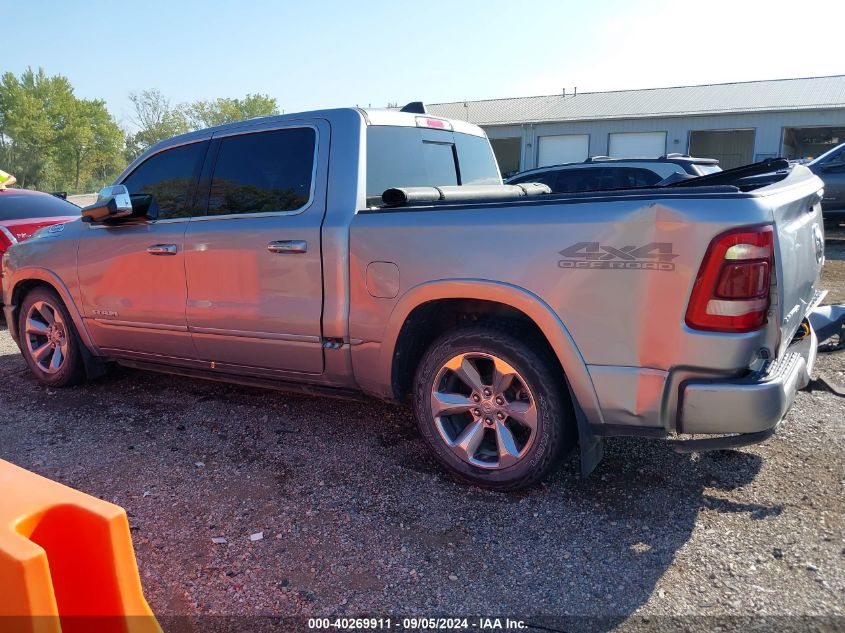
376, 278, 606, 430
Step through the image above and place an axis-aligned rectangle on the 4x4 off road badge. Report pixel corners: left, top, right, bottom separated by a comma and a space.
558, 242, 678, 271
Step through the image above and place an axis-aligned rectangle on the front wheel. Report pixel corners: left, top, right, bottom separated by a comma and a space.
18, 287, 86, 387
413, 325, 574, 491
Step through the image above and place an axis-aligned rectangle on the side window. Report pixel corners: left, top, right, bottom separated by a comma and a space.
511, 171, 556, 189
554, 168, 604, 192
551, 170, 580, 192
208, 128, 316, 216
609, 168, 662, 189
122, 142, 207, 220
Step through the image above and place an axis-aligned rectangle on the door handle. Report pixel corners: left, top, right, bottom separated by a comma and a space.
146, 244, 178, 255
267, 240, 307, 254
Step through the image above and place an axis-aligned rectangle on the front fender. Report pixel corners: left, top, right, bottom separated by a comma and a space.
4, 267, 96, 352
360, 278, 605, 427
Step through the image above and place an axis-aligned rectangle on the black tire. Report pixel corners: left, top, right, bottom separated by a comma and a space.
18, 286, 86, 388
413, 324, 575, 491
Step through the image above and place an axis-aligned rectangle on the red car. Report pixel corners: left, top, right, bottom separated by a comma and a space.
0, 188, 80, 260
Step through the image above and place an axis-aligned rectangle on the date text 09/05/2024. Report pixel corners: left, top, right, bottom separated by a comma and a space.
307, 617, 528, 630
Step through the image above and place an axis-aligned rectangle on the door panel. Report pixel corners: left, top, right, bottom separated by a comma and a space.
818, 151, 845, 209
77, 140, 208, 359
78, 222, 194, 358
184, 213, 324, 372
826, 167, 845, 208
184, 122, 328, 374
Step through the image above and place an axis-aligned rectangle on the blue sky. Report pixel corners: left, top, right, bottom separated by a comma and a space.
4, 0, 844, 129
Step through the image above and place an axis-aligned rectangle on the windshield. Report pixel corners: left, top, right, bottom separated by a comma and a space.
0, 191, 81, 220
366, 126, 500, 204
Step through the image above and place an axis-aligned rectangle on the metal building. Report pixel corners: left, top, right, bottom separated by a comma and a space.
427, 75, 845, 176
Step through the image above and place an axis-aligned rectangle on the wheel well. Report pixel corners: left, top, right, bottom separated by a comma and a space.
391, 299, 564, 401
9, 280, 53, 337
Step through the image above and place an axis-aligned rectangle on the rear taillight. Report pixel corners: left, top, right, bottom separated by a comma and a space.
685, 225, 774, 333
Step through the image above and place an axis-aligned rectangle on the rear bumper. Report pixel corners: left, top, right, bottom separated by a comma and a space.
678, 325, 816, 436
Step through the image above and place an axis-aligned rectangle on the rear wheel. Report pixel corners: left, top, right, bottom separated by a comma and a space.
413, 325, 574, 491
18, 287, 86, 387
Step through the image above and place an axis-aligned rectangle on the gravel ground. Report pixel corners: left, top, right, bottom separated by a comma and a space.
1, 234, 843, 633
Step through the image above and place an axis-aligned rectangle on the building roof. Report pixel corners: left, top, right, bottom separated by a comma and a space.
427, 75, 845, 126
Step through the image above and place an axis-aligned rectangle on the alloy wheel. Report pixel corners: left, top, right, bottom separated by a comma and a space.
429, 352, 538, 469
24, 300, 69, 374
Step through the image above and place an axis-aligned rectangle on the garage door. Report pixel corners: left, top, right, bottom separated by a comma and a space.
537, 134, 589, 167
689, 129, 754, 170
608, 132, 667, 158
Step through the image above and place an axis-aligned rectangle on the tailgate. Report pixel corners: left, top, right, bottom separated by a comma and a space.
761, 166, 825, 354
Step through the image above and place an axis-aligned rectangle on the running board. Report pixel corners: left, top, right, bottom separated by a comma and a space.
115, 359, 367, 402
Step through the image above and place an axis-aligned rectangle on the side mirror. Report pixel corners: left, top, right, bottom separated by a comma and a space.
81, 185, 133, 223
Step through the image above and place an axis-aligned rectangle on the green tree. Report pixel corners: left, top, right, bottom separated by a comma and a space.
0, 68, 75, 189
57, 98, 124, 191
124, 89, 190, 162
1, 70, 283, 190
186, 93, 279, 129
0, 67, 124, 192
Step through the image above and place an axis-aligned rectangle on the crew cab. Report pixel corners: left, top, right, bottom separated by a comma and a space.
2, 106, 826, 490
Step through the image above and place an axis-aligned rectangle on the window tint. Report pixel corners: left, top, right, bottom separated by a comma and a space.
366, 126, 500, 202
367, 127, 457, 200
454, 133, 501, 186
827, 150, 845, 165
122, 142, 207, 219
553, 168, 606, 192
607, 167, 662, 189
420, 141, 460, 188
207, 128, 316, 216
0, 192, 81, 220
509, 172, 556, 188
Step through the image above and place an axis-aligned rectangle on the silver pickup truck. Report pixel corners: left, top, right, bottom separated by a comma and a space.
2, 106, 827, 490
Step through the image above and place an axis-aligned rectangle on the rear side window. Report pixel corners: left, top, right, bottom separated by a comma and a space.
122, 141, 207, 220
0, 192, 81, 220
607, 167, 662, 189
366, 126, 500, 203
553, 168, 606, 192
509, 171, 556, 188
208, 128, 316, 216
826, 150, 845, 166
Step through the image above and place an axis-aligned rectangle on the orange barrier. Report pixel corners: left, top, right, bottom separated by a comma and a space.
0, 459, 161, 633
